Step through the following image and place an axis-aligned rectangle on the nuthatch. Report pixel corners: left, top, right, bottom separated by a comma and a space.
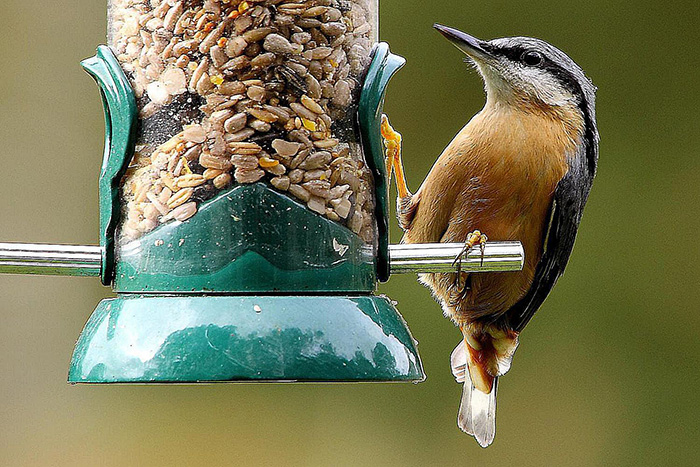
382, 24, 599, 447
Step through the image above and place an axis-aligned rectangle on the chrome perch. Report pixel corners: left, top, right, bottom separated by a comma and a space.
0, 241, 524, 277
389, 242, 524, 274
0, 243, 102, 277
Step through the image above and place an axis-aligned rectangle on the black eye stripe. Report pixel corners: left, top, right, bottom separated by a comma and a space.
544, 65, 581, 95
485, 43, 583, 98
487, 45, 547, 65
489, 46, 542, 66
483, 44, 525, 62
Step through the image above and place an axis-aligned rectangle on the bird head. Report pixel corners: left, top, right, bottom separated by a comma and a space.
434, 24, 596, 112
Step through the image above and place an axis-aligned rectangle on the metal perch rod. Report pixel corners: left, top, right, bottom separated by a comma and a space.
0, 243, 102, 277
390, 242, 523, 274
0, 241, 523, 277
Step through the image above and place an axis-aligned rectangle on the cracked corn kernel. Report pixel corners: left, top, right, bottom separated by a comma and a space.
258, 156, 280, 168
302, 118, 317, 131
181, 157, 192, 174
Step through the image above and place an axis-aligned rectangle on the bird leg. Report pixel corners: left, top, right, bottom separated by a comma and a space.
381, 114, 411, 199
452, 230, 489, 296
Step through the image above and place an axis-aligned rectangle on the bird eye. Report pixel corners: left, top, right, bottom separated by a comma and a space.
521, 51, 543, 66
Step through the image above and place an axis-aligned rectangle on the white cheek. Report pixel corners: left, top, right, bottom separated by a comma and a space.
478, 62, 577, 108
478, 64, 516, 101
520, 68, 576, 106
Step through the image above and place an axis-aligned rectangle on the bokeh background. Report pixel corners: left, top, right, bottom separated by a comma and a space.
1, 0, 699, 465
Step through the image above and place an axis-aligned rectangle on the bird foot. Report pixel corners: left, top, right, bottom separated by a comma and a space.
381, 114, 401, 176
452, 230, 488, 296
381, 114, 410, 199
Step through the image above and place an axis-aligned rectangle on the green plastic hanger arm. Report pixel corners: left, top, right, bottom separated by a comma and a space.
359, 43, 406, 283
81, 46, 138, 285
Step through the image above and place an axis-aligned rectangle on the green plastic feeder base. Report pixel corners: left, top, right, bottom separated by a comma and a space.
68, 295, 425, 383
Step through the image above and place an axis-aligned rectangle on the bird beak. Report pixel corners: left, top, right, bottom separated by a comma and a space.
433, 24, 493, 63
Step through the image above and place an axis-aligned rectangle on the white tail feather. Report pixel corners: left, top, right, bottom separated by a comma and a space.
458, 378, 498, 447
451, 340, 498, 447
451, 339, 468, 383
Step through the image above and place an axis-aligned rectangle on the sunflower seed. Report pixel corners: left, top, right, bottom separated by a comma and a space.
167, 187, 194, 208
234, 168, 265, 183
270, 176, 291, 191
213, 173, 232, 189
171, 202, 197, 222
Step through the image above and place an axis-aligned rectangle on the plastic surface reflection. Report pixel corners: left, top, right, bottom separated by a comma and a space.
69, 295, 424, 383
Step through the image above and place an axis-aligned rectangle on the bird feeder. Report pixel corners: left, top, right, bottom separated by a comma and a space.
0, 0, 524, 384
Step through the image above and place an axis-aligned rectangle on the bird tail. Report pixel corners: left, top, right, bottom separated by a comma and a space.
451, 340, 498, 448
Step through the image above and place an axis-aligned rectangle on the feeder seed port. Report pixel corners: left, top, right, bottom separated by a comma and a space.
0, 241, 523, 277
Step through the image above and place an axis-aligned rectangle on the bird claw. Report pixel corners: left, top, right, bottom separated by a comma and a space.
381, 115, 410, 199
381, 115, 402, 151
452, 230, 489, 294
381, 115, 399, 179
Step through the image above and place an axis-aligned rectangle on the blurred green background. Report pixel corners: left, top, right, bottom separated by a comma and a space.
1, 0, 699, 465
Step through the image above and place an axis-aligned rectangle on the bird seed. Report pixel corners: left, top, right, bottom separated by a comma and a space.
110, 0, 378, 245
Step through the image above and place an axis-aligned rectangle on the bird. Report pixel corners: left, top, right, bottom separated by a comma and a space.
381, 24, 599, 447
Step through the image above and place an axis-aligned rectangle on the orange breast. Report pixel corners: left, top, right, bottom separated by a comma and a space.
406, 102, 583, 322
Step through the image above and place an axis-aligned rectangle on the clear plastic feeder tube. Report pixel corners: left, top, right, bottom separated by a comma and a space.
108, 0, 380, 247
